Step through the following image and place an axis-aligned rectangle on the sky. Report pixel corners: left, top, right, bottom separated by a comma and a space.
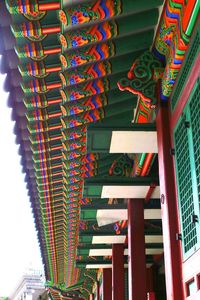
0, 67, 43, 296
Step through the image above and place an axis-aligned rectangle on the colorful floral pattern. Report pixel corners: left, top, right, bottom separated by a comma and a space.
60, 41, 115, 70
59, 0, 121, 26
60, 61, 111, 87
59, 20, 117, 49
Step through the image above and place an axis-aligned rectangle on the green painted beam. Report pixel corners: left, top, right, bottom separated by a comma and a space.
77, 243, 163, 250
76, 256, 154, 267
87, 122, 156, 153
79, 230, 127, 237
79, 228, 162, 237
80, 211, 161, 222
80, 199, 160, 212
76, 260, 113, 268
81, 204, 127, 210
84, 175, 158, 185
88, 120, 156, 130
83, 176, 158, 198
121, 0, 164, 14
76, 257, 127, 266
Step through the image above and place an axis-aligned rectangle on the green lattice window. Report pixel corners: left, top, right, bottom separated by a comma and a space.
190, 82, 200, 210
171, 20, 200, 111
174, 78, 200, 258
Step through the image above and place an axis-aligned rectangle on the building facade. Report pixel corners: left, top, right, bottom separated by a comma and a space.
0, 0, 199, 299
10, 270, 46, 300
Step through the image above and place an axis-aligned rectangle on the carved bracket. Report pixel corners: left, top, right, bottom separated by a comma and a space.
118, 51, 164, 108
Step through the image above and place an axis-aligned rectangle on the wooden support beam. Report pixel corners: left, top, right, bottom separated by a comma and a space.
96, 281, 100, 300
128, 199, 146, 300
156, 102, 184, 300
78, 243, 163, 250
81, 199, 160, 210
81, 204, 127, 210
112, 244, 125, 300
102, 269, 112, 300
83, 176, 159, 199
87, 122, 157, 153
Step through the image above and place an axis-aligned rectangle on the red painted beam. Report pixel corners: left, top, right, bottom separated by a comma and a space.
102, 269, 112, 300
39, 2, 60, 11
112, 244, 125, 300
44, 48, 61, 55
145, 183, 156, 203
156, 101, 184, 300
128, 199, 146, 300
42, 26, 61, 35
46, 82, 62, 90
47, 66, 62, 73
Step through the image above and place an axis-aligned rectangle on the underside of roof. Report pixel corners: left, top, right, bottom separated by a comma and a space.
0, 0, 199, 298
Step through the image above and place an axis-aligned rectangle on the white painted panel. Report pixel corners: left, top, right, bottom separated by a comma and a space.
89, 248, 163, 256
145, 235, 163, 243
86, 264, 128, 269
146, 264, 153, 268
110, 131, 158, 153
89, 249, 112, 256
92, 235, 162, 244
125, 248, 163, 255
96, 209, 127, 226
151, 186, 160, 198
92, 235, 126, 244
102, 186, 149, 198
101, 186, 160, 199
86, 263, 150, 269
86, 264, 113, 269
144, 209, 161, 219
145, 248, 163, 255
96, 208, 161, 226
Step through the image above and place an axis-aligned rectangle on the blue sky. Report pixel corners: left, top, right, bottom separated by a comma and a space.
0, 69, 43, 296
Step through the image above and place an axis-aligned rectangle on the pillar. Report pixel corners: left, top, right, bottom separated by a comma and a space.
146, 266, 154, 293
146, 267, 155, 300
112, 244, 125, 300
102, 269, 112, 300
96, 281, 100, 300
156, 101, 184, 299
128, 198, 146, 300
147, 292, 156, 300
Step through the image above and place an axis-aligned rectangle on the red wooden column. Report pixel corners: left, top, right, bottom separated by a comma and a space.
146, 266, 154, 293
156, 101, 184, 299
146, 266, 156, 299
112, 244, 125, 300
96, 281, 100, 300
102, 269, 112, 300
128, 198, 146, 300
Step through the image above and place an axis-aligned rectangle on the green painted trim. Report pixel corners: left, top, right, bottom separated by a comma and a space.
88, 121, 156, 131
77, 243, 163, 250
174, 79, 200, 259
79, 228, 162, 237
79, 230, 127, 237
81, 203, 127, 210
84, 175, 158, 185
84, 176, 158, 198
